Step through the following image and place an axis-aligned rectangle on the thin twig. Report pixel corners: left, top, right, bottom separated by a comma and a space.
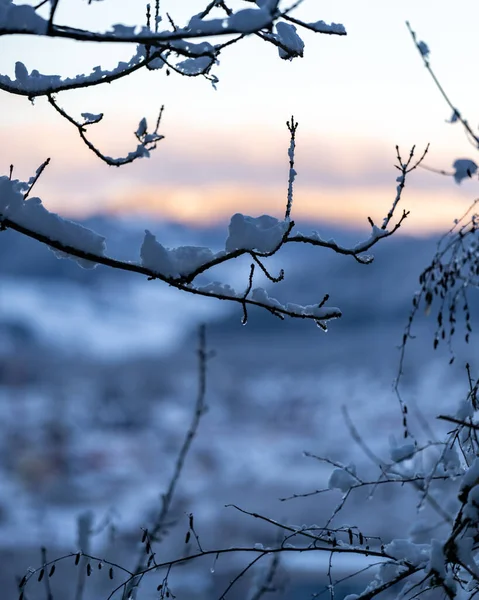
24, 158, 50, 200
437, 415, 479, 430
125, 324, 210, 597
41, 547, 54, 600
406, 21, 479, 148
47, 95, 163, 167
285, 116, 298, 220
249, 552, 281, 600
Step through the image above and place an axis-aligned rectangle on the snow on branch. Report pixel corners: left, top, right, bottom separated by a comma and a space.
0, 170, 106, 269
1, 121, 426, 329
0, 1, 347, 163
47, 96, 165, 166
2, 45, 149, 96
289, 144, 428, 265
1, 1, 347, 44
0, 1, 347, 96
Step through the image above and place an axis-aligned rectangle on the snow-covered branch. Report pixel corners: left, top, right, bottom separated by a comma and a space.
2, 1, 346, 44
1, 124, 425, 329
47, 95, 165, 166
1, 1, 347, 162
1, 1, 346, 97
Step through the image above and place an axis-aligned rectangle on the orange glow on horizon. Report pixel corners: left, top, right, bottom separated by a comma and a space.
2, 121, 477, 237
104, 182, 475, 236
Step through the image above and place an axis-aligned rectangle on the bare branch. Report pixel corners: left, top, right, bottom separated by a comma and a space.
125, 325, 210, 598
437, 415, 479, 431
406, 21, 479, 148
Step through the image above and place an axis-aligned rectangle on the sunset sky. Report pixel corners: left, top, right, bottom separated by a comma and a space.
2, 0, 479, 234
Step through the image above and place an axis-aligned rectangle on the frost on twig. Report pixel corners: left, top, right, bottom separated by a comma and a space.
1, 122, 425, 327
285, 115, 297, 219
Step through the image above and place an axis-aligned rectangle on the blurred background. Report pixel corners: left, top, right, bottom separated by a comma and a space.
1, 1, 479, 598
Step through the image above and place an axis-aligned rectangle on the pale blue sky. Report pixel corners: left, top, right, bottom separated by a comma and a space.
1, 1, 478, 231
